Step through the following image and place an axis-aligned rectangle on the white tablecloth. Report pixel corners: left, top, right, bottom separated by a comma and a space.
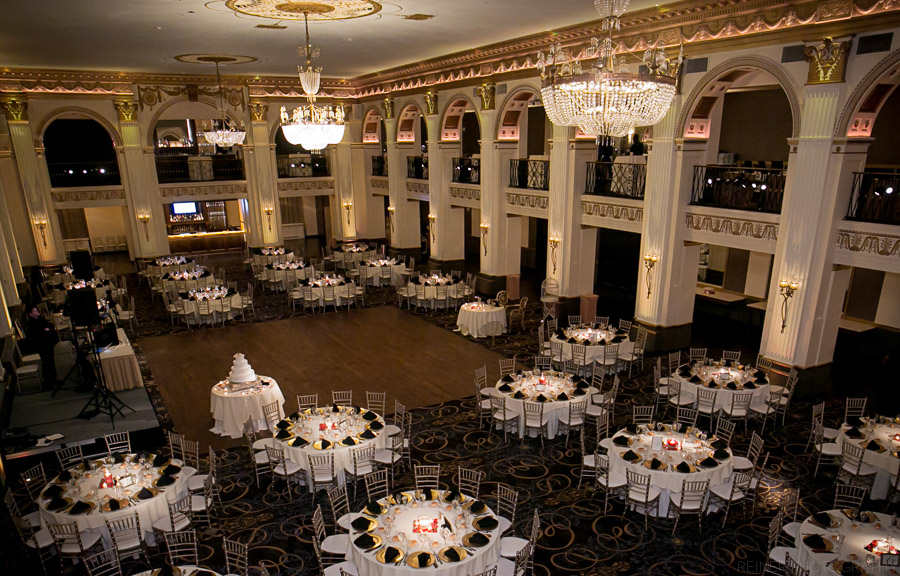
347, 490, 501, 576
836, 420, 900, 500
309, 284, 353, 306
550, 332, 633, 362
210, 377, 285, 439
492, 373, 595, 439
457, 304, 506, 338
99, 328, 142, 391
404, 283, 464, 301
180, 294, 242, 325
269, 266, 312, 285
608, 426, 733, 515
793, 509, 897, 576
365, 264, 405, 287
163, 275, 217, 293
673, 363, 770, 412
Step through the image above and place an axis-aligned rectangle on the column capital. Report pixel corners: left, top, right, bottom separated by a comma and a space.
249, 101, 268, 122
0, 98, 28, 122
804, 36, 852, 85
424, 91, 438, 116
113, 100, 139, 122
383, 96, 395, 120
476, 83, 496, 110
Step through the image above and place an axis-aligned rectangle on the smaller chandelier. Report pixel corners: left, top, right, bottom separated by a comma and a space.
201, 59, 246, 148
280, 13, 346, 154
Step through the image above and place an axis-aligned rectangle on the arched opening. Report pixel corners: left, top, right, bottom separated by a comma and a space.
274, 128, 331, 179
398, 104, 427, 179
44, 118, 120, 188
363, 109, 388, 177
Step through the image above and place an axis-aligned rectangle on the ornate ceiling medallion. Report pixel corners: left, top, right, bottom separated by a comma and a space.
225, 0, 381, 21
175, 54, 258, 65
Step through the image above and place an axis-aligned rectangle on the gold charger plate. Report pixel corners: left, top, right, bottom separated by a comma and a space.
387, 492, 411, 506
101, 499, 130, 512
473, 516, 499, 531
612, 437, 633, 447
643, 460, 667, 471
442, 491, 466, 503
339, 437, 361, 447
865, 441, 887, 453
352, 516, 378, 532
832, 561, 868, 576
274, 431, 295, 442
45, 496, 73, 512
843, 509, 877, 523
406, 551, 435, 568
135, 486, 160, 500
801, 534, 835, 552
375, 546, 405, 564
438, 546, 468, 563
312, 440, 333, 450
674, 463, 697, 473
67, 501, 97, 515
354, 533, 382, 551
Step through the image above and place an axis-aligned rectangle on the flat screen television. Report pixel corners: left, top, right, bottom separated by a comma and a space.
172, 202, 198, 215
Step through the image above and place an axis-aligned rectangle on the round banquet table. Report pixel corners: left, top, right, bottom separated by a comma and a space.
491, 371, 595, 439
308, 283, 353, 306
836, 418, 900, 500
180, 293, 242, 325
210, 376, 285, 439
457, 303, 506, 338
403, 282, 464, 300
608, 423, 733, 516
550, 326, 633, 362
269, 265, 312, 285
162, 274, 216, 293
672, 362, 770, 412
38, 454, 193, 547
134, 566, 222, 576
346, 489, 501, 576
365, 263, 405, 287
260, 406, 387, 492
793, 509, 900, 576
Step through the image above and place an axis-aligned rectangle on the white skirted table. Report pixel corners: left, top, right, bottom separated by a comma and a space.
180, 292, 242, 325
99, 328, 143, 391
456, 303, 506, 338
490, 371, 595, 439
836, 418, 900, 500
793, 509, 899, 576
550, 326, 633, 362
672, 362, 770, 412
346, 489, 501, 576
365, 262, 405, 287
210, 376, 284, 439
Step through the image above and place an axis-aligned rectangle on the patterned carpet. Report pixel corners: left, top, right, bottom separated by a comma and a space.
3, 255, 889, 576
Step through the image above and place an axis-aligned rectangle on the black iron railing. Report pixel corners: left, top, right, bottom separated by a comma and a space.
846, 171, 900, 225
407, 156, 428, 180
47, 161, 121, 188
585, 161, 646, 199
452, 158, 480, 184
372, 155, 388, 177
155, 155, 245, 183
691, 165, 786, 213
509, 159, 550, 191
276, 154, 330, 178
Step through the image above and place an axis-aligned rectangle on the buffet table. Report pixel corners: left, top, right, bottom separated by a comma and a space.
99, 328, 143, 391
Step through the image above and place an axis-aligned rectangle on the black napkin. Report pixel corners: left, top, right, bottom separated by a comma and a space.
613, 436, 631, 446
475, 516, 498, 530
276, 420, 292, 430
706, 381, 718, 388
363, 411, 378, 421
384, 547, 402, 563
352, 516, 373, 531
812, 512, 833, 527
112, 453, 127, 463
753, 369, 766, 378
354, 533, 376, 549
622, 450, 640, 461
468, 532, 489, 547
501, 374, 515, 383
444, 548, 461, 562
342, 436, 356, 446
611, 336, 624, 343
536, 394, 548, 403
332, 404, 341, 413
711, 439, 728, 450
156, 475, 176, 487
576, 379, 589, 389
57, 470, 72, 482
596, 340, 607, 347
838, 563, 863, 576
723, 360, 733, 367
676, 462, 692, 473
573, 388, 586, 396
699, 457, 719, 468
421, 489, 435, 501
689, 375, 702, 383
359, 429, 376, 440
754, 377, 768, 384
137, 488, 155, 500
513, 391, 526, 399
625, 423, 639, 435
557, 392, 569, 401
616, 329, 627, 336
650, 458, 663, 470
582, 339, 592, 346
69, 501, 91, 514
726, 381, 738, 390
554, 329, 566, 338
867, 440, 882, 451
152, 455, 169, 467
47, 496, 68, 511
43, 484, 64, 498
104, 499, 120, 512
290, 437, 310, 447
415, 552, 431, 567
845, 427, 864, 439
353, 406, 362, 414
803, 533, 828, 551
319, 439, 332, 449
444, 489, 461, 502
744, 382, 757, 390
847, 416, 865, 427
498, 383, 512, 392
156, 565, 175, 576
713, 449, 730, 460
289, 412, 301, 420
368, 421, 384, 430
275, 429, 292, 440
161, 464, 181, 476
469, 500, 486, 514
567, 337, 577, 344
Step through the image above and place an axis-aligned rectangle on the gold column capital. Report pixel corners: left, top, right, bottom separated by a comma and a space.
424, 91, 438, 116
477, 83, 496, 111
383, 96, 395, 120
804, 37, 852, 85
1, 98, 28, 122
249, 101, 268, 122
113, 100, 139, 122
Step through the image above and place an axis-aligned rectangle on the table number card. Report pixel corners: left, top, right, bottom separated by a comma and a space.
651, 437, 662, 451
118, 475, 135, 488
882, 553, 900, 567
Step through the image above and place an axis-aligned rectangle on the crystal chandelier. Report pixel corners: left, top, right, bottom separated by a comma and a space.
201, 59, 246, 148
538, 0, 680, 138
280, 13, 346, 154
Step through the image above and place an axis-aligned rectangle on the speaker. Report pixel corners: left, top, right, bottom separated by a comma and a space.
67, 288, 99, 327
71, 250, 94, 281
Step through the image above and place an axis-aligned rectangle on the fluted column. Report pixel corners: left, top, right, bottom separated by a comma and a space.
2, 98, 65, 264
115, 100, 170, 258
0, 173, 24, 283
0, 207, 20, 308
425, 112, 464, 267
384, 110, 419, 255
245, 102, 281, 247
332, 110, 364, 240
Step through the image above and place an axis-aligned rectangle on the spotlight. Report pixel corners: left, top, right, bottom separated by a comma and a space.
68, 170, 74, 174
99, 168, 106, 174
888, 187, 894, 195
761, 185, 767, 191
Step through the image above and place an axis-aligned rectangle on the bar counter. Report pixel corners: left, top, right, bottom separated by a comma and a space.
167, 230, 245, 254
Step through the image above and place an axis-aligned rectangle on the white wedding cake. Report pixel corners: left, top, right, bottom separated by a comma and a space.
227, 353, 259, 391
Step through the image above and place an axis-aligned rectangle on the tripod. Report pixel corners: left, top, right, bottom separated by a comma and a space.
76, 326, 133, 427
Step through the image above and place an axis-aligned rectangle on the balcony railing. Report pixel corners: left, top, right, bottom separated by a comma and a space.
509, 159, 549, 191
407, 156, 428, 180
452, 158, 480, 185
372, 155, 388, 177
846, 171, 900, 225
585, 161, 646, 199
47, 161, 121, 188
691, 165, 786, 214
155, 155, 245, 184
276, 154, 330, 178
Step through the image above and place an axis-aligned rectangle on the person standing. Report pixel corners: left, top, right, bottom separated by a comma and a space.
25, 306, 59, 390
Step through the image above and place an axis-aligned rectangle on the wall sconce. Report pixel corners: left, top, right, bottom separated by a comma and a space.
34, 218, 48, 247
342, 200, 353, 226
137, 213, 151, 241
387, 205, 395, 233
427, 213, 436, 243
548, 236, 560, 274
778, 279, 799, 333
643, 253, 659, 299
480, 222, 489, 256
263, 206, 274, 232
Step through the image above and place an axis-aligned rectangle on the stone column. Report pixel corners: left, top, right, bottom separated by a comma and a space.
425, 108, 464, 269
245, 101, 281, 247
1, 98, 65, 264
384, 98, 420, 259
0, 173, 24, 283
332, 109, 365, 240
0, 210, 20, 307
115, 100, 170, 258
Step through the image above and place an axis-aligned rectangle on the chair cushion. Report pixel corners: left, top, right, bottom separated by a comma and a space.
498, 516, 512, 534
337, 513, 354, 532
782, 521, 801, 539
191, 494, 210, 512
383, 425, 401, 437
769, 546, 799, 565
500, 536, 529, 559
585, 405, 606, 417
583, 454, 596, 468
152, 514, 191, 533
599, 471, 627, 489
345, 463, 374, 477
324, 561, 358, 576
732, 457, 753, 471
841, 462, 877, 476
627, 486, 661, 502
58, 531, 102, 554
496, 558, 517, 576
710, 483, 744, 501
322, 533, 350, 555
274, 460, 303, 476
27, 528, 54, 549
114, 533, 142, 551
373, 450, 402, 465
817, 443, 841, 456
823, 427, 839, 440
188, 474, 208, 492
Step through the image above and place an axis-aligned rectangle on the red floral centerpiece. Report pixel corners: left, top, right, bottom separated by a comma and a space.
100, 470, 117, 489
865, 539, 898, 555
412, 517, 439, 533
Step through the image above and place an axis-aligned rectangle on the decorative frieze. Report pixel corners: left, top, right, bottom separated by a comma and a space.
506, 192, 549, 211
449, 186, 481, 202
406, 181, 429, 199
837, 230, 900, 258
581, 200, 643, 223
277, 179, 335, 195
685, 212, 779, 241
51, 187, 125, 204
159, 182, 248, 199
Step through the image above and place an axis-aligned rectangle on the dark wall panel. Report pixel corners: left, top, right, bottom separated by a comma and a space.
845, 268, 885, 321
718, 89, 792, 162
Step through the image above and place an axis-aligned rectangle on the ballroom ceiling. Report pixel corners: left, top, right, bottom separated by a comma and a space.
0, 0, 670, 78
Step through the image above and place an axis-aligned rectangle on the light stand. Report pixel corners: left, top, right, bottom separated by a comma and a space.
76, 324, 133, 427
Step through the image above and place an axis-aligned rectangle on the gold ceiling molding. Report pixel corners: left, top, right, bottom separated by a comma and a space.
136, 84, 246, 112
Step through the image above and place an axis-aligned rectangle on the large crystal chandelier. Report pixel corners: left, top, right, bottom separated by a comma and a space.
538, 0, 680, 138
201, 59, 246, 148
280, 13, 346, 154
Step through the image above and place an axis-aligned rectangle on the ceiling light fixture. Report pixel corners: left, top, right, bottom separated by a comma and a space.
201, 58, 246, 148
280, 12, 346, 154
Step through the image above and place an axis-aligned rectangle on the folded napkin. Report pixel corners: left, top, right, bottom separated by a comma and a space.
676, 462, 692, 473
152, 455, 169, 467
803, 533, 828, 551
844, 427, 864, 439
352, 516, 373, 531
290, 437, 309, 447
613, 436, 631, 446
501, 374, 515, 383
744, 382, 757, 390
276, 420, 292, 430
156, 475, 176, 487
557, 392, 569, 401
713, 449, 730, 460
689, 375, 702, 383
573, 388, 586, 396
275, 429, 293, 440
383, 547, 402, 563
536, 394, 548, 403
421, 489, 436, 501
112, 453, 127, 463
368, 421, 384, 430
576, 380, 590, 389
444, 489, 462, 502
414, 552, 432, 567
137, 488, 155, 500
331, 404, 341, 413
582, 339, 592, 346
754, 377, 768, 385
611, 336, 624, 343
69, 501, 91, 515
723, 360, 733, 367
468, 532, 490, 547
353, 405, 363, 414
555, 329, 566, 338
513, 391, 526, 399
711, 439, 728, 450
342, 436, 356, 446
625, 424, 639, 435
475, 516, 499, 530
444, 547, 461, 562
811, 512, 833, 528
359, 429, 376, 440
725, 381, 738, 390
498, 383, 512, 392
866, 440, 882, 451
678, 369, 692, 377
288, 412, 301, 420
753, 369, 766, 378
354, 533, 376, 549
43, 484, 64, 498
469, 500, 486, 514
622, 450, 640, 462
705, 381, 718, 388
47, 496, 68, 511
57, 470, 72, 482
156, 565, 175, 576
567, 337, 577, 344
596, 340, 607, 347
363, 411, 378, 421
107, 499, 121, 511
616, 329, 627, 335
319, 439, 333, 449
847, 416, 865, 427
161, 464, 181, 476
699, 457, 719, 468
839, 563, 864, 576
650, 458, 663, 470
